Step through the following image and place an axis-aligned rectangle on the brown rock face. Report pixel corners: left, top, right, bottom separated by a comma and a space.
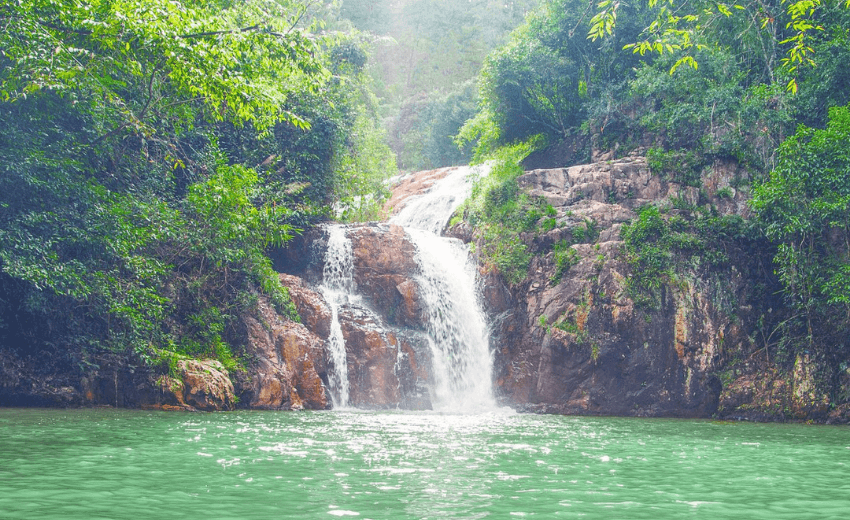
348, 224, 423, 328
241, 297, 329, 410
485, 154, 757, 417
280, 273, 332, 339
270, 155, 813, 420
153, 359, 237, 411
716, 355, 848, 423
339, 306, 401, 407
273, 160, 739, 416
277, 224, 434, 410
336, 305, 433, 410
160, 359, 236, 411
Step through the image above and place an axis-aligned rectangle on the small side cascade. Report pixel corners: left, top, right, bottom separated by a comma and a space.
390, 163, 498, 412
319, 224, 354, 408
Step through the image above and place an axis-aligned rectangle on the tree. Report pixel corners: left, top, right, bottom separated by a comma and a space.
0, 0, 326, 131
751, 104, 850, 362
0, 0, 343, 367
590, 0, 850, 93
458, 0, 650, 153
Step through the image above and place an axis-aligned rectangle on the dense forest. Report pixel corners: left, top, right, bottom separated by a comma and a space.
0, 0, 400, 378
1, 0, 849, 415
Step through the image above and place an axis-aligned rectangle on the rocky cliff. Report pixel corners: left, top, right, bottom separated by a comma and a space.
447, 154, 849, 423
294, 156, 845, 422
467, 155, 740, 417
4, 158, 848, 422
275, 159, 748, 416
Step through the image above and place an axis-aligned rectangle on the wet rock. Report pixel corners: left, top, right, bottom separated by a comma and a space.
0, 347, 174, 409
826, 403, 850, 425
280, 273, 332, 339
339, 306, 400, 408
347, 224, 424, 328
487, 156, 758, 417
277, 261, 432, 410
717, 368, 791, 422
791, 354, 830, 419
0, 350, 84, 407
159, 359, 236, 412
337, 303, 432, 410
241, 297, 329, 410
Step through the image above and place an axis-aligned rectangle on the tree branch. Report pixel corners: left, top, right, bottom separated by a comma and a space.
287, 0, 319, 34
180, 24, 261, 39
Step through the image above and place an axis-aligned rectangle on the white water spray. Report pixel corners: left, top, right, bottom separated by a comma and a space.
319, 224, 354, 408
391, 165, 486, 235
390, 164, 498, 412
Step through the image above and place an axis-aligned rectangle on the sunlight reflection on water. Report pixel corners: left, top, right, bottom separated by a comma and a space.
1, 408, 849, 519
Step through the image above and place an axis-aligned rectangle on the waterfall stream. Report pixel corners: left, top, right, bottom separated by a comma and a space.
319, 164, 496, 412
319, 224, 355, 408
390, 165, 485, 235
389, 164, 497, 412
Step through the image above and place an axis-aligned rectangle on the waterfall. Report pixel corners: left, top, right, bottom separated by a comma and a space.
391, 165, 485, 235
319, 224, 354, 408
390, 164, 497, 412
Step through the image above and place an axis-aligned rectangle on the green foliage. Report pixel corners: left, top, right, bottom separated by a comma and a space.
784, 3, 850, 127
551, 242, 580, 283
539, 217, 557, 233
176, 306, 239, 372
479, 226, 533, 285
459, 0, 652, 154
569, 219, 601, 245
632, 48, 793, 175
590, 0, 850, 93
215, 34, 398, 222
464, 0, 841, 177
455, 107, 503, 162
339, 0, 392, 34
333, 111, 397, 222
477, 26, 586, 143
751, 104, 850, 360
621, 204, 753, 308
621, 206, 673, 308
716, 186, 734, 199
389, 82, 479, 171
0, 0, 327, 132
457, 139, 546, 284
335, 0, 537, 170
0, 0, 388, 375
646, 148, 706, 187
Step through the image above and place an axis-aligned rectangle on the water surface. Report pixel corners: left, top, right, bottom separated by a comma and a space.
1, 408, 848, 519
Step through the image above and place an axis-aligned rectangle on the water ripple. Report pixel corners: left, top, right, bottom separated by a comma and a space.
2, 409, 850, 519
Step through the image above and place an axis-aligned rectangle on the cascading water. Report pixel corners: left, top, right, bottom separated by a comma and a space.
319, 224, 354, 408
390, 164, 498, 412
391, 165, 484, 235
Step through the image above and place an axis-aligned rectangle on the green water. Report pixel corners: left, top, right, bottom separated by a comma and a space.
1, 409, 848, 519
